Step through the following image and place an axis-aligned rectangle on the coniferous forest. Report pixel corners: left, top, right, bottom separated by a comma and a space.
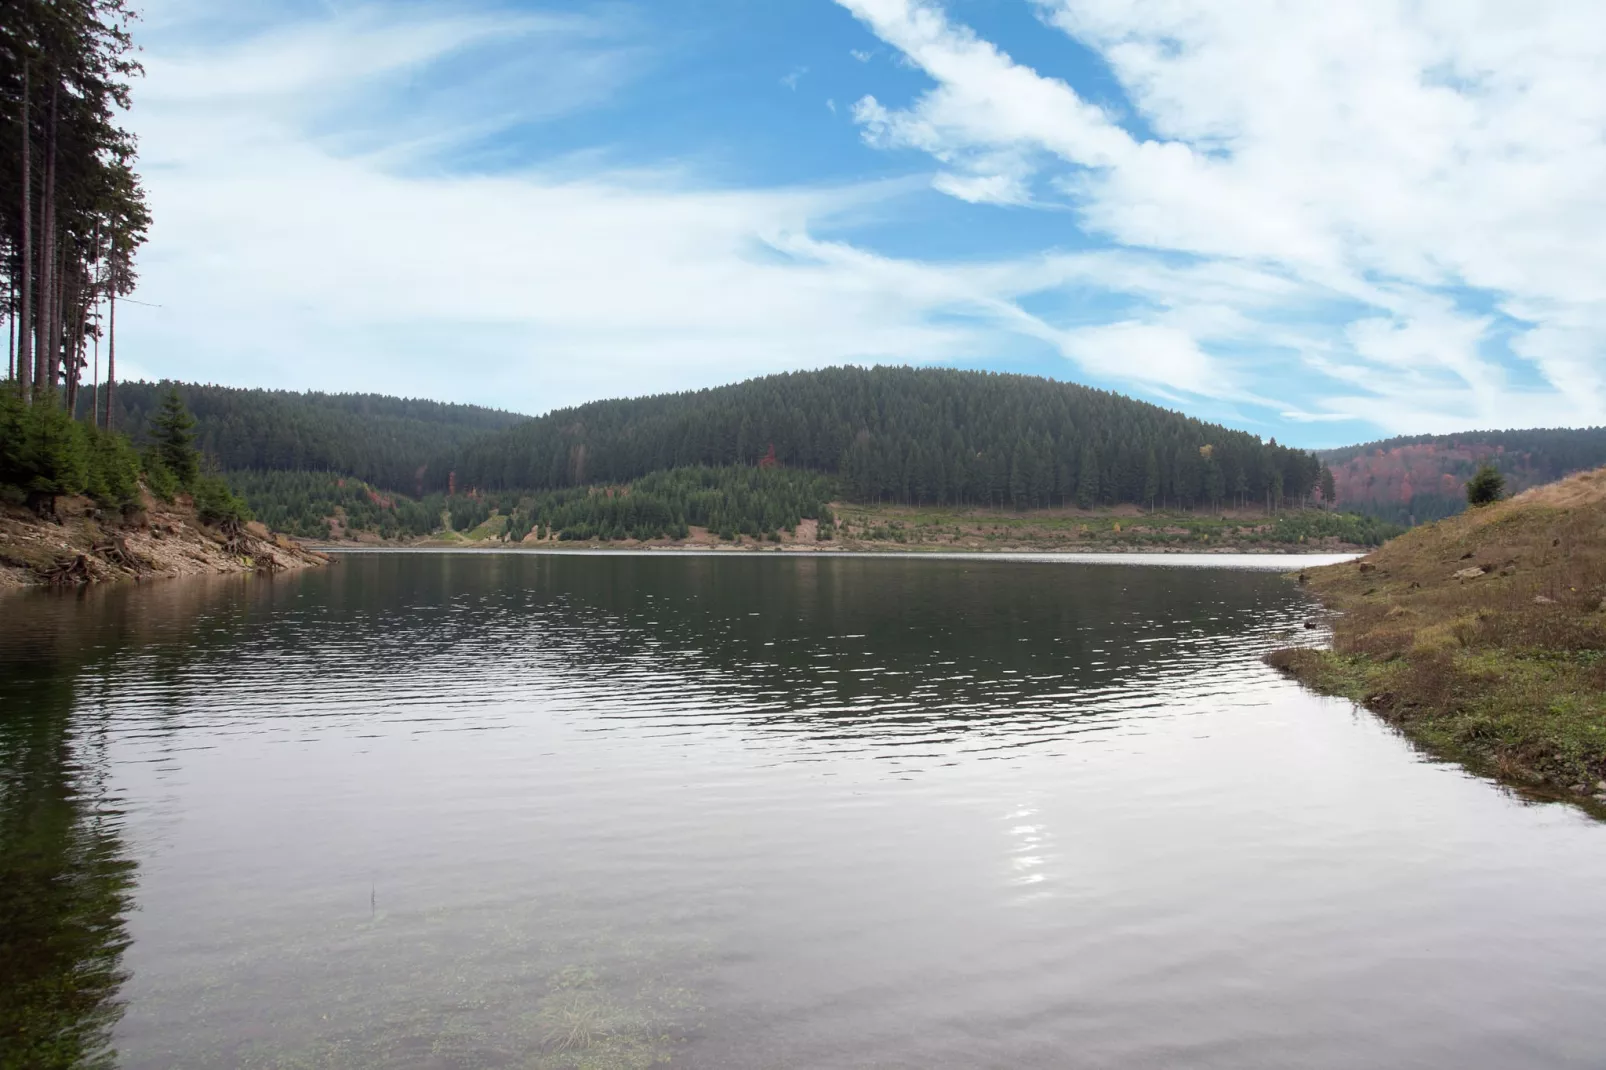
3, 0, 147, 416
76, 382, 524, 493
447, 366, 1324, 512
0, 1, 161, 517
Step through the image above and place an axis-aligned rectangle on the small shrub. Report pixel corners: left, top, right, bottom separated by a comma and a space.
85, 426, 142, 508
1466, 464, 1505, 507
193, 474, 253, 526
141, 449, 179, 502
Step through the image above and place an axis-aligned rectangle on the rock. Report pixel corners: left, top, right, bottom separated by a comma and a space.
1534, 594, 1557, 605
1358, 562, 1375, 573
1597, 780, 1606, 792
1571, 784, 1588, 793
1453, 566, 1487, 580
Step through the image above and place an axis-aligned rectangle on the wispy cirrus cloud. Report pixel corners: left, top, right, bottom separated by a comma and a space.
116, 3, 1096, 411
836, 0, 1606, 432
116, 0, 1606, 442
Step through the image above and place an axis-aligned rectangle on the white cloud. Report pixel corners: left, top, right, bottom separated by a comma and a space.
128, 4, 1224, 414
1057, 322, 1220, 396
837, 0, 1606, 430
1281, 410, 1357, 424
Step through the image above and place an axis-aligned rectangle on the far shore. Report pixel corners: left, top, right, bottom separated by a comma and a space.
310, 541, 1362, 566
307, 501, 1386, 558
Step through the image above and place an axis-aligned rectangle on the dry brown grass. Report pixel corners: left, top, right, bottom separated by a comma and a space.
1271, 466, 1606, 805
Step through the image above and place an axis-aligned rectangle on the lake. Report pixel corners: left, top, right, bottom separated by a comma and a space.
4, 551, 1606, 1069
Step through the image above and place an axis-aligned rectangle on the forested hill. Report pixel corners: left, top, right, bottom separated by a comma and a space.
77, 382, 526, 494
448, 366, 1322, 511
1319, 427, 1606, 525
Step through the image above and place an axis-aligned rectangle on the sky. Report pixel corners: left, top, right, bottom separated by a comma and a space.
115, 0, 1606, 447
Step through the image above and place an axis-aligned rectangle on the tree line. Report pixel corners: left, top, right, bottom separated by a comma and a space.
83, 381, 525, 494
447, 366, 1327, 512
2, 384, 250, 523
1320, 427, 1606, 525
3, 0, 149, 423
227, 466, 836, 544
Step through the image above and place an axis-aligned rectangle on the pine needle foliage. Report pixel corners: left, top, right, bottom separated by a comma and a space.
449, 366, 1324, 511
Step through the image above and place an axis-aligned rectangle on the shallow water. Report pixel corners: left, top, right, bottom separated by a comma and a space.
3, 552, 1605, 1068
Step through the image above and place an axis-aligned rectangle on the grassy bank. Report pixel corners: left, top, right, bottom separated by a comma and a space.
364, 501, 1387, 554
830, 502, 1395, 553
1268, 467, 1606, 804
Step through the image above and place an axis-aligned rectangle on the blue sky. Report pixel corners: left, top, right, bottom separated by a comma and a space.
119, 0, 1606, 447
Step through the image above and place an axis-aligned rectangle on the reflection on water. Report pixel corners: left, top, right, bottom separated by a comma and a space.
0, 675, 135, 1069
1, 553, 1605, 1069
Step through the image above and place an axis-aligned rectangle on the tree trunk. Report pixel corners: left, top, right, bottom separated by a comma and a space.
65, 266, 87, 414
104, 255, 116, 431
17, 67, 32, 400
36, 84, 59, 399
46, 243, 65, 397
90, 225, 101, 427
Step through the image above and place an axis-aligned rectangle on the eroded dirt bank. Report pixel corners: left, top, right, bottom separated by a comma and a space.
0, 494, 328, 590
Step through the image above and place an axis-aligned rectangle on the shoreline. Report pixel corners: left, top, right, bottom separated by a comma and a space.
0, 496, 329, 591
314, 544, 1361, 570
1266, 467, 1606, 814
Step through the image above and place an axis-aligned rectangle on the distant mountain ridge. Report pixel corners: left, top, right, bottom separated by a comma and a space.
1318, 427, 1606, 525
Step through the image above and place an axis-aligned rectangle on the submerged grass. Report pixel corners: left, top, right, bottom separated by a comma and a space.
1268, 466, 1606, 805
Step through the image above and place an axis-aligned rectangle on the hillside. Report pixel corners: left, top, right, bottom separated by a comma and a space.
76, 382, 526, 494
1320, 427, 1606, 525
228, 469, 1398, 552
1269, 466, 1606, 804
449, 365, 1323, 511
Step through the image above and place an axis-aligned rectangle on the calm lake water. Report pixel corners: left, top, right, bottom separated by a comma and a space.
4, 551, 1606, 1069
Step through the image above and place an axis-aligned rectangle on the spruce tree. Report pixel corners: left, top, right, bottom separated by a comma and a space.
1076, 443, 1099, 509
149, 388, 199, 488
1465, 464, 1504, 507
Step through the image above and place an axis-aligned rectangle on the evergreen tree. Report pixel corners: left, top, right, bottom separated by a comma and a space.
17, 398, 87, 509
1318, 467, 1337, 507
148, 388, 198, 488
1, 0, 151, 411
1465, 464, 1504, 507
1075, 443, 1099, 509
